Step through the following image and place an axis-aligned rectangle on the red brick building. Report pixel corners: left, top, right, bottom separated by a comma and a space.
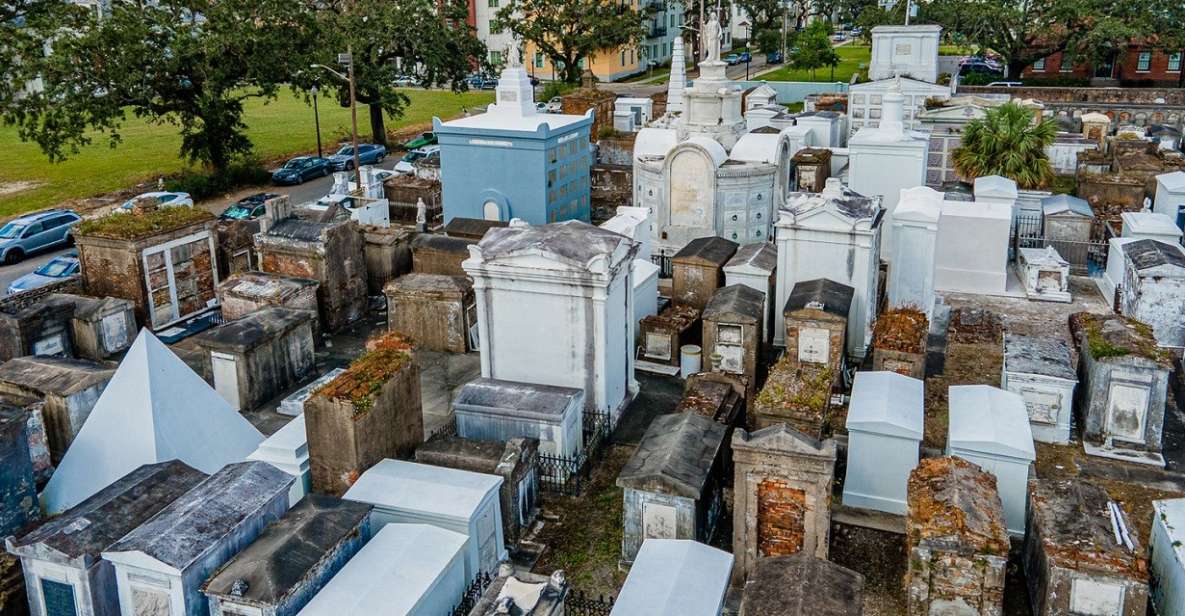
1023, 46, 1184, 87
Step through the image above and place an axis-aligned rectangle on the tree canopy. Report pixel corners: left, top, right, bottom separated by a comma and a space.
309, 0, 485, 146
789, 20, 839, 79
494, 0, 645, 83
953, 102, 1057, 189
2, 0, 319, 172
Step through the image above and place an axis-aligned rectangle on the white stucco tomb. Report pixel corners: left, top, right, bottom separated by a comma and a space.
40, 330, 264, 514
611, 539, 733, 616
296, 523, 468, 616
463, 221, 638, 423
1017, 246, 1072, 303
887, 186, 942, 316
774, 178, 883, 356
453, 378, 584, 459
946, 385, 1036, 536
795, 112, 845, 148
1151, 498, 1185, 616
601, 206, 660, 325
1122, 210, 1183, 245
1153, 171, 1185, 225
933, 199, 1012, 295
973, 175, 1019, 212
343, 459, 506, 583
1002, 335, 1078, 444
278, 368, 346, 416
247, 413, 311, 507
848, 78, 929, 263
848, 77, 950, 134
842, 371, 924, 515
869, 25, 942, 83
723, 242, 777, 343
1121, 239, 1185, 349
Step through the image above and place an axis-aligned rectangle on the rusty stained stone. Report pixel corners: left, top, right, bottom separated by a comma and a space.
873, 308, 928, 354
1028, 479, 1147, 579
316, 332, 415, 406
906, 457, 1009, 557
752, 355, 834, 437
757, 478, 807, 558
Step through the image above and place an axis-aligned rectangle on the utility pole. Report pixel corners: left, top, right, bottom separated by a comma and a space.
781, 0, 788, 60
311, 84, 323, 159
904, 0, 913, 25
342, 50, 362, 189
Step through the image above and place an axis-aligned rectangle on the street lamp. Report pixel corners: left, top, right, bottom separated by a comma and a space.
310, 84, 323, 159
739, 19, 750, 80
310, 55, 362, 189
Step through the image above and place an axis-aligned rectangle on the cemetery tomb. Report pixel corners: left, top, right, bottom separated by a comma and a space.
843, 371, 924, 515
247, 413, 312, 507
343, 459, 505, 583
672, 237, 739, 312
723, 242, 777, 343
731, 424, 837, 582
202, 495, 372, 616
888, 186, 942, 317
1042, 194, 1094, 244
53, 294, 137, 361
1120, 239, 1185, 348
781, 278, 852, 376
1002, 335, 1077, 444
871, 307, 929, 379
906, 457, 1008, 616
6, 461, 206, 616
40, 330, 264, 514
1153, 170, 1185, 224
0, 356, 114, 463
463, 221, 638, 423
453, 378, 584, 459
1024, 479, 1148, 616
616, 412, 728, 563
295, 523, 468, 616
639, 305, 701, 367
946, 385, 1036, 536
1018, 246, 1072, 303
1150, 499, 1185, 616
101, 462, 292, 616
1070, 313, 1172, 466
384, 273, 475, 354
934, 199, 1012, 295
610, 540, 733, 616
190, 307, 316, 412
702, 284, 765, 392
739, 553, 864, 616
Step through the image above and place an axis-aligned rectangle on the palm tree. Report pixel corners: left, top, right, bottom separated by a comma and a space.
953, 102, 1058, 189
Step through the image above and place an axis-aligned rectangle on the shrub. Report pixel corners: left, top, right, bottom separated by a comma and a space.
163, 157, 271, 201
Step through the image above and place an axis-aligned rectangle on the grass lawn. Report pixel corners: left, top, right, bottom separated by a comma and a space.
758, 45, 870, 83
0, 88, 494, 218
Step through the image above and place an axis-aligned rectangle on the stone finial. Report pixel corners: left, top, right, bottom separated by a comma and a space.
548, 569, 567, 590
494, 597, 515, 614
499, 562, 515, 577
581, 69, 597, 89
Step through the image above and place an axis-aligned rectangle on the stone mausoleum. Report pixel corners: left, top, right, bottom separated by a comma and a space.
435, 40, 593, 225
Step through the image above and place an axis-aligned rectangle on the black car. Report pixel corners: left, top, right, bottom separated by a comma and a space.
959, 61, 1003, 78
220, 192, 281, 221
271, 156, 331, 185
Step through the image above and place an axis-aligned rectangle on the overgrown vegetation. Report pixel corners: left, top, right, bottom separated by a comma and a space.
1072, 312, 1173, 365
163, 158, 272, 201
74, 207, 215, 240
315, 332, 415, 414
873, 308, 929, 354
756, 356, 834, 417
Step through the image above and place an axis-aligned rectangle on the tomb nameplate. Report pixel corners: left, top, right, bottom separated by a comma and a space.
643, 502, 677, 540
798, 327, 830, 364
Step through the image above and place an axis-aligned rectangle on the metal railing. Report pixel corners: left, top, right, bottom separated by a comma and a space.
1013, 213, 1110, 276
567, 590, 617, 616
537, 408, 613, 496
447, 571, 493, 616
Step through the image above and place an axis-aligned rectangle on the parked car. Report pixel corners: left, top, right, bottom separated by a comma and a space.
402, 131, 437, 150
393, 145, 441, 175
724, 53, 741, 65
545, 97, 563, 113
219, 192, 281, 221
119, 191, 194, 211
738, 51, 752, 63
851, 26, 863, 35
536, 102, 550, 112
959, 61, 1003, 78
272, 156, 331, 185
987, 81, 1024, 87
0, 209, 82, 265
327, 144, 388, 171
393, 75, 419, 87
6, 251, 80, 295
833, 33, 847, 41
765, 51, 784, 64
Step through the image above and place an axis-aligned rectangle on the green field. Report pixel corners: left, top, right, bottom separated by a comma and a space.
758, 45, 871, 83
0, 88, 494, 218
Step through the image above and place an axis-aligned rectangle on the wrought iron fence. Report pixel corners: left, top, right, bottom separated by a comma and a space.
448, 570, 493, 616
567, 590, 616, 616
651, 253, 673, 278
537, 409, 614, 496
1013, 213, 1109, 276
426, 417, 459, 442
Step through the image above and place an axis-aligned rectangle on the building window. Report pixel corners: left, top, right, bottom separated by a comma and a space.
535, 52, 544, 68
490, 22, 502, 34
621, 50, 626, 66
1060, 54, 1074, 72
489, 51, 502, 65
1033, 57, 1045, 71
488, 0, 498, 6
1170, 53, 1182, 72
1137, 51, 1152, 72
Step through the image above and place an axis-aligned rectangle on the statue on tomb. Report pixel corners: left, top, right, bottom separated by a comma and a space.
507, 37, 522, 69
703, 13, 721, 63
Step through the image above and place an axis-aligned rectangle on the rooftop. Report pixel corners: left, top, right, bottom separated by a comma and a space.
906, 457, 1009, 556
0, 355, 114, 396
191, 307, 312, 352
702, 284, 764, 323
475, 220, 634, 268
785, 278, 855, 319
344, 458, 502, 521
673, 236, 739, 267
1004, 334, 1076, 381
1029, 479, 1146, 578
1125, 239, 1185, 271
724, 242, 777, 274
203, 495, 373, 606
454, 378, 582, 419
616, 412, 727, 498
74, 208, 214, 241
740, 553, 864, 616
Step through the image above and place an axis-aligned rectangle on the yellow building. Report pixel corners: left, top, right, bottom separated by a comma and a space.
523, 1, 645, 84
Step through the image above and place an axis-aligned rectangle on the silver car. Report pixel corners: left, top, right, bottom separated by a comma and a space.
0, 209, 82, 265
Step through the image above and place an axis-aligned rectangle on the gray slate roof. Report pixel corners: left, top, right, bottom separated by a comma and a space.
703, 284, 765, 322
1042, 194, 1093, 217
1004, 334, 1076, 380
411, 233, 474, 253
202, 495, 372, 606
454, 378, 582, 419
740, 553, 864, 616
725, 242, 777, 274
1126, 239, 1185, 271
443, 217, 508, 241
673, 236, 739, 266
191, 307, 312, 352
784, 278, 854, 318
616, 412, 726, 498
264, 218, 332, 243
0, 356, 114, 396
386, 273, 472, 298
9, 461, 206, 563
105, 461, 292, 571
477, 220, 633, 265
